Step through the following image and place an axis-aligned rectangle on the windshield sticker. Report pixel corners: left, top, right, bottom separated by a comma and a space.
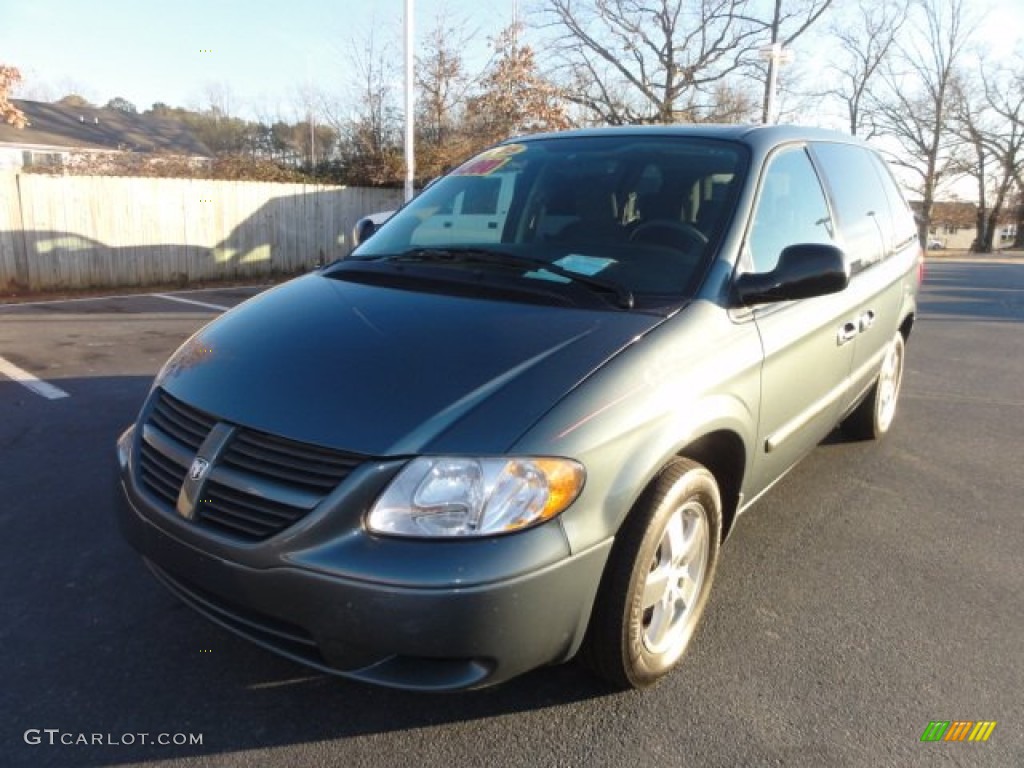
452, 144, 526, 176
525, 269, 572, 283
554, 254, 616, 275
526, 254, 617, 284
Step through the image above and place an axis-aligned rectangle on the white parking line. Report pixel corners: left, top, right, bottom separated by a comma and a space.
0, 356, 70, 400
150, 294, 231, 312
0, 286, 258, 311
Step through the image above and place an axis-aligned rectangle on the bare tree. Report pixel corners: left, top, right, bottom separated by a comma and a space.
825, 0, 908, 135
871, 0, 975, 245
200, 81, 238, 121
5, 66, 55, 103
1012, 185, 1024, 249
325, 27, 404, 185
706, 79, 761, 123
980, 60, 1024, 252
953, 76, 992, 250
539, 0, 766, 124
953, 54, 1024, 252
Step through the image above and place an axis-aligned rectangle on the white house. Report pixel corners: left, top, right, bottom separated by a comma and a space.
0, 99, 210, 172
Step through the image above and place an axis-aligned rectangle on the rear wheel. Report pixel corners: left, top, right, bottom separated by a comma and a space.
842, 331, 906, 440
582, 458, 722, 689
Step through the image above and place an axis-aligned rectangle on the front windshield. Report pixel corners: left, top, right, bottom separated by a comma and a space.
351, 135, 747, 308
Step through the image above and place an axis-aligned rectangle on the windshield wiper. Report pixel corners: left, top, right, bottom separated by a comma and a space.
387, 247, 635, 309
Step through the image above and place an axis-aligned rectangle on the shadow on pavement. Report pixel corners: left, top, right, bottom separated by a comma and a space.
1, 374, 619, 768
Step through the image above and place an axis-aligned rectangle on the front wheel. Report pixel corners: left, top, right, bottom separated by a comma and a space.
842, 331, 906, 440
582, 458, 722, 689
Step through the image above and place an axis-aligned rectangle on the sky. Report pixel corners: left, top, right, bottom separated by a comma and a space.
1, 0, 517, 118
2, 0, 1021, 123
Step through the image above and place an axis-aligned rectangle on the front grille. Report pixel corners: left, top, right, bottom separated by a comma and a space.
135, 388, 364, 542
138, 390, 215, 508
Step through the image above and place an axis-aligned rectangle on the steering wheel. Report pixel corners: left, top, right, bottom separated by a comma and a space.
629, 220, 708, 252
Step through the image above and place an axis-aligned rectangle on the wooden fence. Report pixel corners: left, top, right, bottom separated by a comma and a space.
0, 173, 405, 291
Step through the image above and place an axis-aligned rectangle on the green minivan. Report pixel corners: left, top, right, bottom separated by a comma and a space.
116, 125, 921, 690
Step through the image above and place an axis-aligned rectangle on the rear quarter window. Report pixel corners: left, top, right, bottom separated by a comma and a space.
868, 151, 919, 251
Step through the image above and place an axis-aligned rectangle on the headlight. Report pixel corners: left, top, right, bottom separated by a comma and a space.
367, 457, 585, 537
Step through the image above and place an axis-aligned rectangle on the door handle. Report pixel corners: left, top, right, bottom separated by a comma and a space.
859, 310, 876, 332
837, 322, 858, 346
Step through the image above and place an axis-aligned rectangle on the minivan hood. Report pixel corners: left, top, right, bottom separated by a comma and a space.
155, 273, 663, 456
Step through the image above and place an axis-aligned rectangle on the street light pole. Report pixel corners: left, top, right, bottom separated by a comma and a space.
404, 0, 415, 203
764, 43, 780, 125
759, 42, 794, 124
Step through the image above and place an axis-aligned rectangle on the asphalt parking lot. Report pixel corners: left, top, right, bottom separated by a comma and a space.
2, 261, 1022, 767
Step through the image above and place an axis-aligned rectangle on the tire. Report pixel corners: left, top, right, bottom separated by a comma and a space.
582, 458, 722, 689
842, 331, 906, 441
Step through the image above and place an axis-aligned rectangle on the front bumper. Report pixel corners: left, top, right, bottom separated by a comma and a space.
116, 434, 612, 691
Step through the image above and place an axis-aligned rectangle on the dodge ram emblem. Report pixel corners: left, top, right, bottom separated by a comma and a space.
189, 457, 210, 481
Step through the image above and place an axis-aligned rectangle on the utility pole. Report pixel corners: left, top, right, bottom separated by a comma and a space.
760, 42, 794, 124
306, 54, 315, 173
404, 0, 415, 202
760, 0, 794, 124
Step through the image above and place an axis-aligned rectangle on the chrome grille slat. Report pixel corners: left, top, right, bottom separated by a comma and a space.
148, 410, 204, 449
140, 472, 178, 505
140, 457, 181, 494
141, 438, 188, 477
222, 430, 360, 492
233, 429, 357, 465
202, 502, 285, 531
139, 460, 180, 494
139, 441, 186, 506
207, 465, 322, 510
157, 391, 216, 431
148, 392, 216, 450
223, 443, 349, 489
204, 481, 306, 524
142, 423, 195, 469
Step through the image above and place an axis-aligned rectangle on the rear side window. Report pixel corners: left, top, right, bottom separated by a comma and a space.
811, 142, 889, 272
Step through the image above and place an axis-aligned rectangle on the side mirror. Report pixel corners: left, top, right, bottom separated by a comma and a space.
353, 217, 377, 247
734, 244, 849, 305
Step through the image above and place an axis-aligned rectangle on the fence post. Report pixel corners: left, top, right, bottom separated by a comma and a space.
12, 173, 31, 289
